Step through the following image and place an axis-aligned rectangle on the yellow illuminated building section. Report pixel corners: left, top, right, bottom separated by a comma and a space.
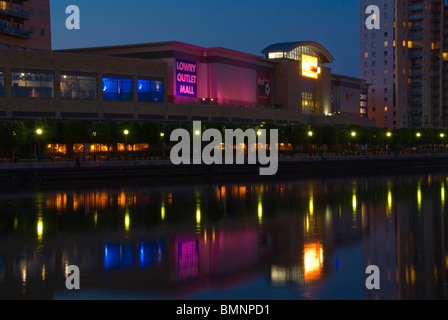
301, 54, 319, 79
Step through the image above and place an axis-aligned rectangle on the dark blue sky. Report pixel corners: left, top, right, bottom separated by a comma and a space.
50, 0, 360, 77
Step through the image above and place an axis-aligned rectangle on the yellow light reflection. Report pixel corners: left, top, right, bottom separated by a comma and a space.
124, 212, 130, 231
417, 182, 422, 211
352, 194, 357, 212
387, 188, 392, 218
196, 208, 201, 224
42, 265, 46, 281
309, 197, 314, 216
442, 182, 445, 208
37, 218, 43, 240
161, 201, 166, 221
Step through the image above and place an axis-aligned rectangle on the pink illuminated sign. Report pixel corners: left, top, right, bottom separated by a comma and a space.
176, 59, 197, 97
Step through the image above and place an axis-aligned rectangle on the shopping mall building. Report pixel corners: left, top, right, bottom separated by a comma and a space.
0, 0, 372, 127
0, 40, 372, 127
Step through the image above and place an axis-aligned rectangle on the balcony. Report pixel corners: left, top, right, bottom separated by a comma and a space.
408, 89, 423, 96
0, 25, 30, 39
408, 108, 423, 115
0, 6, 29, 20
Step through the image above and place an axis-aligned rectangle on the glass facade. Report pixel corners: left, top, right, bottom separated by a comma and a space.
137, 78, 164, 102
102, 77, 133, 101
61, 73, 98, 100
11, 71, 54, 98
301, 91, 315, 115
0, 70, 4, 96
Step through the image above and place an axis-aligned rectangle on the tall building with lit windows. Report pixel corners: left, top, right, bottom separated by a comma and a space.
0, 0, 51, 51
360, 0, 395, 128
395, 0, 448, 128
361, 0, 448, 129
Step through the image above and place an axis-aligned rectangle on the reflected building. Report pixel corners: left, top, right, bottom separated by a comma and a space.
1, 176, 448, 299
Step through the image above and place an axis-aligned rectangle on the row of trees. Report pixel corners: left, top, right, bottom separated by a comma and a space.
0, 119, 447, 160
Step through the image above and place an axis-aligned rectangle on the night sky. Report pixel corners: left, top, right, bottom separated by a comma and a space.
50, 0, 359, 77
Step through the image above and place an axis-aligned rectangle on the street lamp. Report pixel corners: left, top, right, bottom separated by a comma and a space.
416, 132, 421, 153
160, 132, 165, 160
35, 128, 43, 160
350, 131, 357, 155
308, 131, 313, 137
441, 133, 445, 153
123, 130, 129, 160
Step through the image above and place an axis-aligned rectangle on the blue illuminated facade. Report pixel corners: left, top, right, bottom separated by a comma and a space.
102, 77, 133, 101
138, 78, 164, 103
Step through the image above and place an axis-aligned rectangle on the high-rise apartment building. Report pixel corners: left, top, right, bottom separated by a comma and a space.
360, 0, 395, 129
0, 0, 51, 51
361, 0, 448, 129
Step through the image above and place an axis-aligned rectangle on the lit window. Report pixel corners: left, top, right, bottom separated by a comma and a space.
102, 77, 133, 101
61, 73, 98, 100
268, 52, 284, 59
137, 78, 164, 102
301, 91, 315, 114
11, 70, 54, 98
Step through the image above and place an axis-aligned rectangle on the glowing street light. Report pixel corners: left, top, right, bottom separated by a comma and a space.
123, 130, 130, 159
386, 132, 392, 138
195, 130, 201, 136
351, 131, 357, 138
308, 131, 313, 137
416, 132, 421, 138
160, 132, 165, 138
440, 133, 445, 138
257, 130, 262, 136
36, 129, 43, 135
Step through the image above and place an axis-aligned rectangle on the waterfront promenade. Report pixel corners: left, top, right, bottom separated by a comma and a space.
1, 153, 448, 184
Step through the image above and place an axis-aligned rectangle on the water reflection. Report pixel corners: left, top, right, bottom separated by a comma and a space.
0, 173, 447, 299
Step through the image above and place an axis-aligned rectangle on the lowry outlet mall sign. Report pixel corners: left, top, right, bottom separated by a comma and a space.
176, 59, 197, 97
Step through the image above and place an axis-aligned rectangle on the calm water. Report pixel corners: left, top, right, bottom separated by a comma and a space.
0, 172, 447, 300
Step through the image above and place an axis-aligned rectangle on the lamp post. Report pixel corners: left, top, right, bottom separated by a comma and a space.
123, 130, 129, 160
416, 132, 421, 153
307, 130, 313, 156
386, 132, 392, 154
160, 132, 165, 160
92, 131, 97, 162
440, 133, 445, 153
351, 131, 357, 155
35, 128, 43, 161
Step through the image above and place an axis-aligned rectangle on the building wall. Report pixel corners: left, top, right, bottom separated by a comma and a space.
0, 49, 167, 119
331, 75, 364, 116
0, 48, 307, 125
0, 0, 51, 51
